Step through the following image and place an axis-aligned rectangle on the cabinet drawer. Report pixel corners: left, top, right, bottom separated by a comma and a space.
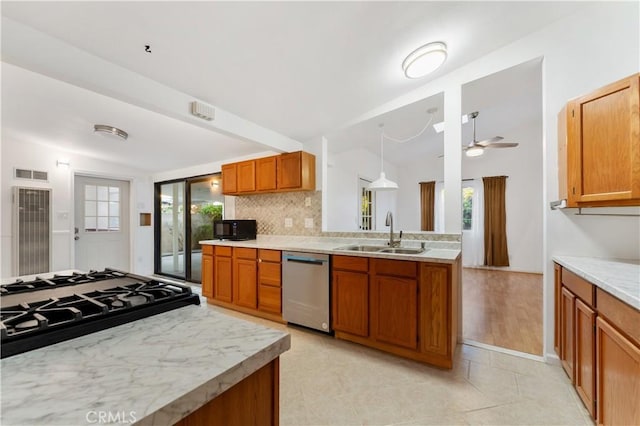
333, 255, 368, 272
202, 245, 214, 255
259, 249, 281, 263
215, 246, 232, 257
259, 262, 281, 287
562, 268, 594, 306
597, 288, 640, 345
258, 284, 281, 314
372, 259, 417, 278
234, 247, 257, 260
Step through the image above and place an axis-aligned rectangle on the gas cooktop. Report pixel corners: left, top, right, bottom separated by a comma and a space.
0, 269, 200, 359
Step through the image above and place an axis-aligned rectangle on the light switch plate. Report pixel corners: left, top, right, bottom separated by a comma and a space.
284, 218, 293, 228
304, 218, 314, 228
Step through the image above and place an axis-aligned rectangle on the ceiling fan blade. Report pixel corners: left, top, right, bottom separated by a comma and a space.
484, 142, 520, 149
475, 136, 504, 147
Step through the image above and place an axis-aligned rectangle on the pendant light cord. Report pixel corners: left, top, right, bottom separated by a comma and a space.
381, 113, 435, 144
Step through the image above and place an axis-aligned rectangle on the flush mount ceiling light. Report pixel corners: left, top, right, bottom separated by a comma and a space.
94, 124, 128, 140
368, 124, 398, 191
402, 41, 447, 79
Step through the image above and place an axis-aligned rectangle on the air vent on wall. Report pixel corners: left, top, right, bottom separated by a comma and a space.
14, 168, 48, 182
191, 101, 215, 121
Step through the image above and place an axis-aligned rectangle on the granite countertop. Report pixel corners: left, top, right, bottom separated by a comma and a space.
0, 300, 290, 426
553, 255, 640, 310
200, 235, 461, 264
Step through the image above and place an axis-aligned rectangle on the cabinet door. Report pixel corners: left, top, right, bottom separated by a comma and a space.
214, 255, 233, 303
569, 74, 640, 204
202, 254, 214, 298
332, 270, 369, 337
237, 160, 256, 193
420, 264, 450, 357
575, 299, 596, 417
277, 152, 302, 189
221, 164, 237, 194
371, 275, 418, 350
554, 263, 562, 355
560, 286, 576, 382
234, 258, 258, 309
256, 156, 277, 192
596, 317, 640, 426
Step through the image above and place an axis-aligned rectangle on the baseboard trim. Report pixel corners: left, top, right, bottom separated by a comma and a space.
462, 339, 545, 362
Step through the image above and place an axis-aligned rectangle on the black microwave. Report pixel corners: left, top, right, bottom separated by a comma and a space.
213, 219, 257, 241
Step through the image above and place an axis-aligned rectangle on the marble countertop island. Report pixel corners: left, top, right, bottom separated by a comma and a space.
201, 234, 461, 264
553, 255, 640, 310
0, 300, 290, 425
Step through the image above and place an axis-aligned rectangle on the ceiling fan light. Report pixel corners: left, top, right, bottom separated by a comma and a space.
94, 124, 128, 140
402, 42, 447, 79
368, 172, 398, 191
465, 146, 484, 157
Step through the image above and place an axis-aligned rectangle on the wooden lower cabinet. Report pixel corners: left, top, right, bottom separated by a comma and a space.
554, 262, 640, 424
174, 358, 280, 426
596, 317, 640, 426
213, 254, 233, 303
201, 246, 214, 298
371, 275, 418, 350
575, 299, 596, 417
204, 245, 283, 322
332, 270, 369, 337
560, 286, 576, 382
233, 248, 258, 309
554, 263, 562, 355
332, 255, 459, 369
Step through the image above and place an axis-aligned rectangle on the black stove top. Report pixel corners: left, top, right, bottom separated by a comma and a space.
0, 269, 200, 359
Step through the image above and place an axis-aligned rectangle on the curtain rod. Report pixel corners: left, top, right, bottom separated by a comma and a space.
419, 176, 509, 184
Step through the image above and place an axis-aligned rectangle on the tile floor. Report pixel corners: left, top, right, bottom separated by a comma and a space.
218, 308, 593, 426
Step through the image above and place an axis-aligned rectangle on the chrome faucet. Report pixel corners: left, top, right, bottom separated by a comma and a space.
385, 211, 402, 247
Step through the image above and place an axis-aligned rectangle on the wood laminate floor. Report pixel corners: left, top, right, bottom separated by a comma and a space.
462, 267, 543, 356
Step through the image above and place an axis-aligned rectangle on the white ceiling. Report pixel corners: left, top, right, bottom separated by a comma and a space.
1, 2, 585, 173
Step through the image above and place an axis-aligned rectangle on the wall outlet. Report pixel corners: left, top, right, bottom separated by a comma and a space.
304, 218, 314, 228
305, 197, 311, 207
284, 218, 293, 228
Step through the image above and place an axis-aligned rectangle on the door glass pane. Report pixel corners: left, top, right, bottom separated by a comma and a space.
189, 177, 224, 282
159, 182, 185, 278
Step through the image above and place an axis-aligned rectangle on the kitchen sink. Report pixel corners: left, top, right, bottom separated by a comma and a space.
335, 245, 387, 252
334, 245, 426, 255
378, 247, 425, 255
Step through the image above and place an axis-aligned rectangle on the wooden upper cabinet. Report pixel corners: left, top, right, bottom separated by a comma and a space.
221, 163, 238, 194
256, 156, 278, 192
277, 151, 315, 191
560, 73, 640, 207
237, 160, 257, 193
221, 151, 315, 195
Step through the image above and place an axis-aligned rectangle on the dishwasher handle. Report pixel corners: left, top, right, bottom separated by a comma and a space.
283, 255, 327, 265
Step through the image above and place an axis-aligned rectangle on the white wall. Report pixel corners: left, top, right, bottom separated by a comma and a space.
1, 139, 154, 278
329, 2, 640, 360
326, 148, 398, 231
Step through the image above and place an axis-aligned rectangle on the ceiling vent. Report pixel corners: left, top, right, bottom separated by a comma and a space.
191, 101, 215, 121
14, 168, 49, 182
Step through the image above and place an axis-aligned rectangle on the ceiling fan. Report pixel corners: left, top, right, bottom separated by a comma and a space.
464, 111, 519, 157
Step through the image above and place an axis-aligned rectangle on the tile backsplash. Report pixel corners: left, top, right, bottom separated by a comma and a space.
235, 191, 322, 236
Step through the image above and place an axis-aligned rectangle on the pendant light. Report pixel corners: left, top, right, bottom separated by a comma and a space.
368, 124, 398, 191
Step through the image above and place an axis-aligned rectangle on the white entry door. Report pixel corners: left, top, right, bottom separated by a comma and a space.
74, 175, 130, 271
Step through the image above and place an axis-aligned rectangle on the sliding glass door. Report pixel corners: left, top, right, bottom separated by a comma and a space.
155, 174, 223, 282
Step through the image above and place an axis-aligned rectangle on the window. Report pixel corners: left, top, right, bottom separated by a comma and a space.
358, 178, 375, 230
85, 185, 120, 232
462, 186, 474, 230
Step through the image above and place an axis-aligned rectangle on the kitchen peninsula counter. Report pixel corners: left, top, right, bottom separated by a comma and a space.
553, 255, 640, 310
0, 300, 290, 425
200, 234, 461, 264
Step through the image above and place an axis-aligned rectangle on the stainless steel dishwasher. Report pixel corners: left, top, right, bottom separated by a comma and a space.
282, 251, 331, 333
